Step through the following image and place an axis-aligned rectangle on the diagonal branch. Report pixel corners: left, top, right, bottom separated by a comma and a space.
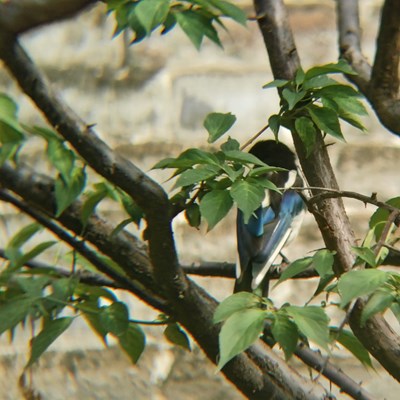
0, 36, 184, 300
0, 0, 98, 34
336, 0, 400, 136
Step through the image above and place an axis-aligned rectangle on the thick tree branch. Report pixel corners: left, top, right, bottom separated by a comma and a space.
336, 0, 400, 136
0, 164, 328, 399
336, 0, 371, 92
0, 0, 98, 34
0, 37, 185, 302
253, 0, 400, 382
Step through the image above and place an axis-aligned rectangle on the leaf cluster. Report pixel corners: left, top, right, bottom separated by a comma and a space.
106, 0, 247, 49
264, 60, 368, 156
154, 112, 284, 230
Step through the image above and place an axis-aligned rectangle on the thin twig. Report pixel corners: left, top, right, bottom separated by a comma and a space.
240, 123, 269, 150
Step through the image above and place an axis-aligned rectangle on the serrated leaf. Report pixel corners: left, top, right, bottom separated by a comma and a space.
217, 308, 267, 370
26, 317, 73, 368
176, 10, 221, 50
338, 269, 390, 308
185, 203, 201, 228
0, 297, 33, 334
313, 249, 335, 279
47, 139, 75, 183
352, 246, 377, 267
17, 241, 56, 268
81, 190, 108, 228
307, 105, 344, 141
220, 137, 240, 151
134, 0, 170, 34
282, 88, 306, 110
276, 257, 313, 285
199, 189, 233, 230
223, 150, 266, 166
332, 328, 372, 367
285, 306, 330, 351
304, 60, 356, 80
268, 114, 280, 138
55, 167, 86, 217
204, 112, 236, 143
164, 323, 191, 350
175, 165, 220, 188
361, 289, 395, 326
214, 292, 262, 323
262, 79, 288, 89
230, 179, 264, 222
208, 0, 247, 25
100, 302, 129, 336
272, 313, 298, 360
118, 322, 146, 364
295, 116, 317, 157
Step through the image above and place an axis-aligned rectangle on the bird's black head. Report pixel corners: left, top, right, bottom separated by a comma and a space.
248, 140, 296, 170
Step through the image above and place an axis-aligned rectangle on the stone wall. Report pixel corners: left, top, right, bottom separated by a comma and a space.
0, 1, 399, 399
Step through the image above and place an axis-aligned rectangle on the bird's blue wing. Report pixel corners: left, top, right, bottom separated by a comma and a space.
236, 190, 305, 292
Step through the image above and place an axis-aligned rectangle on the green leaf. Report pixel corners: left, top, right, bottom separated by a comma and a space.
316, 84, 362, 99
17, 241, 56, 268
361, 289, 395, 326
153, 148, 220, 170
248, 165, 286, 177
175, 165, 220, 187
176, 10, 221, 50
82, 305, 108, 345
369, 197, 400, 239
164, 323, 191, 351
304, 60, 356, 80
268, 114, 280, 138
26, 317, 73, 368
276, 257, 313, 285
208, 0, 247, 25
0, 93, 18, 118
0, 297, 33, 334
81, 190, 108, 228
55, 167, 86, 217
47, 139, 75, 183
302, 75, 338, 90
307, 105, 344, 141
118, 323, 146, 364
332, 328, 372, 367
262, 79, 288, 89
390, 302, 400, 324
272, 313, 298, 360
127, 3, 147, 42
230, 179, 264, 222
223, 150, 266, 166
295, 116, 317, 157
352, 246, 377, 267
214, 292, 263, 323
217, 308, 267, 370
185, 203, 201, 228
220, 137, 240, 151
100, 302, 129, 336
338, 111, 366, 131
6, 223, 42, 250
295, 67, 305, 86
313, 249, 335, 279
285, 305, 330, 351
204, 112, 236, 143
199, 189, 233, 230
282, 88, 306, 110
134, 0, 170, 34
338, 269, 390, 308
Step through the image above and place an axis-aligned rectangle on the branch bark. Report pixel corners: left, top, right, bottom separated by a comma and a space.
0, 0, 98, 34
336, 0, 400, 136
253, 0, 400, 382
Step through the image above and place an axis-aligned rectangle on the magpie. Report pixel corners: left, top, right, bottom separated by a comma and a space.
234, 140, 306, 296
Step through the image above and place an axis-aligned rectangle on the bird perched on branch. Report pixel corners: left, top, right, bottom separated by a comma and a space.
234, 140, 306, 296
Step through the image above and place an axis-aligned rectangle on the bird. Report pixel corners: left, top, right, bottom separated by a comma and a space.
234, 140, 306, 296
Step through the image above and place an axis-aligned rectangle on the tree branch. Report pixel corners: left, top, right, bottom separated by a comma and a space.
0, 0, 98, 34
336, 0, 371, 92
253, 0, 400, 382
336, 0, 400, 136
0, 36, 185, 302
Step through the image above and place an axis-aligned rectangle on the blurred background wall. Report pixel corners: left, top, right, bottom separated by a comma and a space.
0, 1, 399, 399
